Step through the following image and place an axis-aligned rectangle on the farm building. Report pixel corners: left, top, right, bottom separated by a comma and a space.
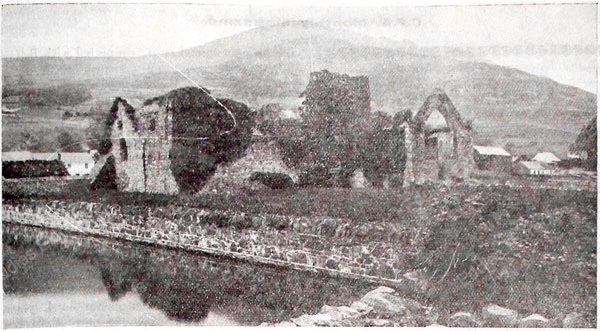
472, 145, 512, 172
516, 161, 556, 176
57, 152, 96, 176
2, 150, 95, 176
406, 89, 475, 184
200, 128, 298, 192
532, 152, 560, 164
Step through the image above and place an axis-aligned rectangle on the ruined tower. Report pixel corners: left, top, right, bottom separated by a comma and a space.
107, 98, 179, 195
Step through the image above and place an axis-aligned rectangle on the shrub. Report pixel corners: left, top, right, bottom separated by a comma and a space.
249, 172, 294, 189
2, 160, 68, 178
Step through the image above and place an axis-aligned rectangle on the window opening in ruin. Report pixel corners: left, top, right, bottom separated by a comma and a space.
149, 118, 156, 131
425, 136, 438, 148
117, 120, 123, 130
120, 138, 128, 161
424, 110, 448, 132
85, 163, 88, 169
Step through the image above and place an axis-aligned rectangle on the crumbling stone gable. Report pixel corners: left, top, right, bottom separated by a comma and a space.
201, 130, 299, 193
106, 98, 179, 195
94, 87, 254, 195
405, 89, 474, 185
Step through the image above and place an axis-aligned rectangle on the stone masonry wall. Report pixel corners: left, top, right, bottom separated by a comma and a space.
407, 90, 475, 185
108, 99, 179, 195
201, 135, 299, 193
138, 101, 179, 195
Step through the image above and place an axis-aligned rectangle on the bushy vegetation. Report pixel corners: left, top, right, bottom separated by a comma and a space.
571, 116, 597, 170
160, 87, 255, 192
2, 160, 68, 178
249, 172, 294, 189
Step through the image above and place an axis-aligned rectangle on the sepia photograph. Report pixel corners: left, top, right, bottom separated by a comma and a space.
1, 1, 597, 328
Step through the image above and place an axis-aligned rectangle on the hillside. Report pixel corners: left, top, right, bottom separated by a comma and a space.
2, 21, 596, 157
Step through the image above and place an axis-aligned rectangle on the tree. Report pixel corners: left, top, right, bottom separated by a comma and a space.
19, 131, 43, 152
57, 131, 80, 152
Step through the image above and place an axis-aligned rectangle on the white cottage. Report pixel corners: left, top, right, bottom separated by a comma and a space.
57, 152, 96, 176
517, 161, 556, 176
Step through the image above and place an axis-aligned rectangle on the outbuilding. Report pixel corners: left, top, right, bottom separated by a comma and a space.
532, 152, 560, 165
516, 161, 556, 176
473, 145, 512, 173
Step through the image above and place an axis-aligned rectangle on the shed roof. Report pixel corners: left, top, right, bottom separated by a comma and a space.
532, 152, 560, 163
3, 151, 57, 162
59, 153, 95, 164
473, 145, 511, 156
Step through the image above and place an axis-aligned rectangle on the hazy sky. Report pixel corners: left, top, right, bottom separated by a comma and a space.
2, 2, 597, 92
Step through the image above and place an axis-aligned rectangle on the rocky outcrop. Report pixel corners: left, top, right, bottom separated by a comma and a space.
263, 286, 428, 327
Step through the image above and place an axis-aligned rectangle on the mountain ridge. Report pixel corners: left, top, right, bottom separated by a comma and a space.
2, 21, 596, 157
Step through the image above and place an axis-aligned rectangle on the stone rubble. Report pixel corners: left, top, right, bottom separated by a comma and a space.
263, 286, 582, 328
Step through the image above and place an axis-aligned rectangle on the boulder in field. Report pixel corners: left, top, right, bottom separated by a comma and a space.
562, 312, 590, 328
359, 286, 421, 318
518, 313, 550, 328
447, 311, 480, 327
325, 256, 340, 269
319, 305, 361, 320
481, 304, 518, 327
350, 301, 373, 315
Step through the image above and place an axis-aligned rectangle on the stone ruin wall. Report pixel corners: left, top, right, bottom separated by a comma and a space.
137, 101, 179, 195
304, 70, 371, 116
404, 91, 475, 186
109, 99, 179, 195
201, 135, 299, 192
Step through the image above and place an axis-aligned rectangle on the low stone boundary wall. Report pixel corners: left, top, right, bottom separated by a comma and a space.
2, 201, 425, 294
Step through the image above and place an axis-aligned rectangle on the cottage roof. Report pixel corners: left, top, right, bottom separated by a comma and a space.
532, 152, 560, 163
3, 151, 57, 162
473, 145, 511, 157
59, 152, 95, 164
3, 151, 33, 161
520, 161, 547, 170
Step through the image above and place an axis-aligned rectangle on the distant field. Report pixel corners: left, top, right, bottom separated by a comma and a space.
2, 108, 94, 152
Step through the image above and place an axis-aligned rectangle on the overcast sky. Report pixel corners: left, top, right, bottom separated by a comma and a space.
2, 2, 597, 92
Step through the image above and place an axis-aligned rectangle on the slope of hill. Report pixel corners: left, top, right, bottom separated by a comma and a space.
2, 21, 596, 157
